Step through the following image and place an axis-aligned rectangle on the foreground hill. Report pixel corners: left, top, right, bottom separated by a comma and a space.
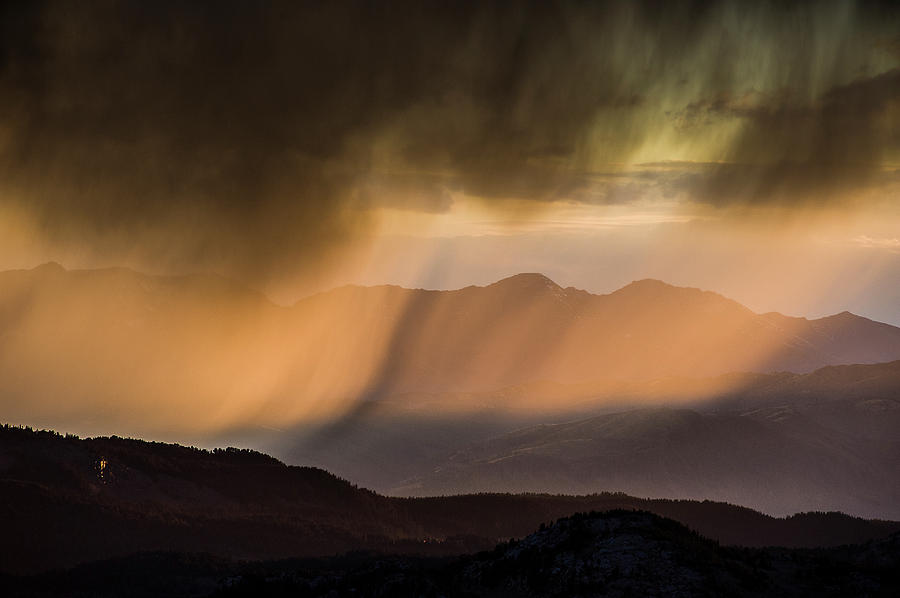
216, 511, 900, 597
7, 511, 900, 597
3, 264, 900, 437
2, 424, 899, 576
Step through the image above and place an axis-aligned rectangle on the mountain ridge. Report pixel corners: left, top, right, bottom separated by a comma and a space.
392, 360, 900, 518
3, 263, 900, 438
8, 262, 890, 331
3, 423, 899, 576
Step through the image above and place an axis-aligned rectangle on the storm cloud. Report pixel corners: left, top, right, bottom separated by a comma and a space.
1, 0, 897, 282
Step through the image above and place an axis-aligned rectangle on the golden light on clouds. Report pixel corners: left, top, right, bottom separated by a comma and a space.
0, 1, 898, 441
372, 195, 695, 238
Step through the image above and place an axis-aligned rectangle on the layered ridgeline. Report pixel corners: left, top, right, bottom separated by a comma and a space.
2, 263, 900, 437
394, 363, 900, 519
297, 360, 900, 519
2, 424, 899, 577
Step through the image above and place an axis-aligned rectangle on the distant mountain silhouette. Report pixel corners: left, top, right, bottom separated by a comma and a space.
3, 424, 899, 576
3, 264, 900, 437
298, 273, 900, 390
704, 358, 900, 413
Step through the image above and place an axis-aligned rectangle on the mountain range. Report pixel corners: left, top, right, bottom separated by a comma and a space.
394, 394, 900, 519
274, 359, 900, 520
4, 263, 900, 521
3, 263, 900, 437
288, 271, 900, 390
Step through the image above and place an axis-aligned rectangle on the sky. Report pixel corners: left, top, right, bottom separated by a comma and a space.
1, 0, 899, 323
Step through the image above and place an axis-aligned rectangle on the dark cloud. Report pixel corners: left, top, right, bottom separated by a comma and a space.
0, 0, 660, 279
0, 0, 897, 280
675, 69, 900, 205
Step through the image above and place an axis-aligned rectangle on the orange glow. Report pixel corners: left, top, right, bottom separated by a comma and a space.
3, 229, 897, 441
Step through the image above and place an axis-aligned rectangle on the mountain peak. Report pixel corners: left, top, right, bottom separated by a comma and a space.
630, 278, 670, 286
608, 279, 757, 317
488, 273, 561, 291
824, 310, 860, 321
615, 278, 679, 293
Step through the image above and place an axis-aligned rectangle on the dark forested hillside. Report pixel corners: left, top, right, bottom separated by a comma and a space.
7, 511, 900, 598
2, 424, 898, 575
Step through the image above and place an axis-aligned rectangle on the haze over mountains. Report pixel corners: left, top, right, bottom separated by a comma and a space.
298, 272, 900, 392
394, 383, 900, 518
3, 263, 900, 438
4, 1, 897, 593
287, 359, 900, 519
3, 263, 900, 520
